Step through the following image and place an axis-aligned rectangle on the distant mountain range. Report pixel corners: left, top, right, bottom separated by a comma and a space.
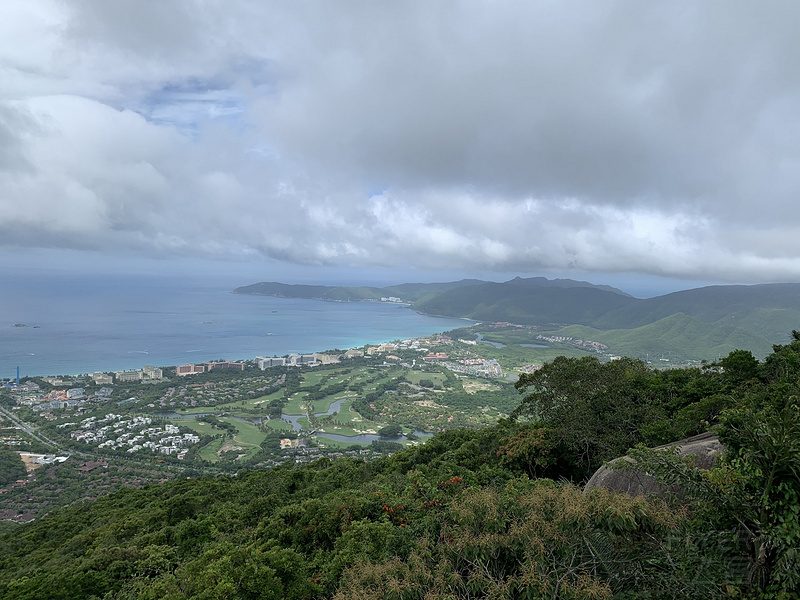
232, 279, 488, 303
233, 277, 800, 359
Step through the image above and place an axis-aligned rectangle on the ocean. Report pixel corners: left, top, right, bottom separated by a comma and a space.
0, 273, 471, 378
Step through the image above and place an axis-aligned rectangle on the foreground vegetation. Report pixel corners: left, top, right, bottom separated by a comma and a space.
1, 335, 799, 598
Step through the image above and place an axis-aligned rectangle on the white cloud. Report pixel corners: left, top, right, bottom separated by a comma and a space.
1, 1, 800, 284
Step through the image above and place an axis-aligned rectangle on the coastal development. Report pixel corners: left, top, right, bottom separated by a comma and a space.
0, 322, 612, 523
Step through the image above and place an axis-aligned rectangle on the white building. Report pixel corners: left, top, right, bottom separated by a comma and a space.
257, 356, 286, 369
115, 370, 143, 382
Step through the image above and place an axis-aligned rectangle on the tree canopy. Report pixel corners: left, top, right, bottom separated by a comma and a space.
0, 339, 798, 598
0, 449, 26, 486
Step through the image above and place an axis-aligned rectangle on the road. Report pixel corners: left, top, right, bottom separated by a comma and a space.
0, 403, 66, 451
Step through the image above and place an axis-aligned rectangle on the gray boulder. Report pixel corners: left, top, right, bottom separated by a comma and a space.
583, 432, 724, 498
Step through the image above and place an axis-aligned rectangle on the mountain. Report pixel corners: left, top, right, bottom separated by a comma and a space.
503, 276, 633, 297
232, 282, 386, 301
234, 278, 800, 359
595, 283, 800, 331
412, 279, 800, 343
411, 280, 636, 325
378, 279, 486, 302
232, 279, 486, 302
554, 313, 775, 362
233, 277, 629, 308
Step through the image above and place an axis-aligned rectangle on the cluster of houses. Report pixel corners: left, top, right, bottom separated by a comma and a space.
365, 335, 445, 355
16, 385, 114, 412
271, 443, 388, 468
41, 367, 163, 387
449, 358, 504, 378
64, 413, 200, 459
184, 339, 452, 375
255, 337, 452, 371
535, 334, 608, 353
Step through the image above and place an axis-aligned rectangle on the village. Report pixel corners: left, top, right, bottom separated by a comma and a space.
64, 414, 200, 458
0, 323, 620, 523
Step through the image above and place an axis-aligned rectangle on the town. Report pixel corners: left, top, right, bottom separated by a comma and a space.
0, 323, 614, 522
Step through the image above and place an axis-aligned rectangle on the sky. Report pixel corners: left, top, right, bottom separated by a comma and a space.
2, 1, 800, 298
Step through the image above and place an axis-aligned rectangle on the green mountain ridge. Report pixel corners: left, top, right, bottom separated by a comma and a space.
232, 279, 487, 302
232, 282, 388, 302
412, 282, 636, 325
235, 277, 800, 360
552, 313, 774, 362
595, 283, 800, 329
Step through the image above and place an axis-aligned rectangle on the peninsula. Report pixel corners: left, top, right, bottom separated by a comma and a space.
235, 277, 800, 361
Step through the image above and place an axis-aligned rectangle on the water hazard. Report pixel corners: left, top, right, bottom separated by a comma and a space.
158, 395, 431, 445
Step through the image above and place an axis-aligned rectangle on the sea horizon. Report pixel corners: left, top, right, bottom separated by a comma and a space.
0, 272, 472, 379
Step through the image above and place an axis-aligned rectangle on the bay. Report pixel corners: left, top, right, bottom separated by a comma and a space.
0, 273, 471, 378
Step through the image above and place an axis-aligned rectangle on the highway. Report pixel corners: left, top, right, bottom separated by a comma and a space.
0, 403, 62, 450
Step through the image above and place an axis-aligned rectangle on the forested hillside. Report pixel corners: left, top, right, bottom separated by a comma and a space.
2, 338, 798, 599
411, 281, 635, 325
235, 277, 800, 360
232, 279, 486, 302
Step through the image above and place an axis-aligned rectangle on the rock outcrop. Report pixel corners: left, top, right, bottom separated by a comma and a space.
583, 431, 724, 498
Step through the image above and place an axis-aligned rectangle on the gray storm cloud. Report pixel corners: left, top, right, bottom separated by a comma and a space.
2, 0, 800, 282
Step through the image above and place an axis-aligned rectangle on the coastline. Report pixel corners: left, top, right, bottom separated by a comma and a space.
5, 313, 471, 379
2, 278, 472, 380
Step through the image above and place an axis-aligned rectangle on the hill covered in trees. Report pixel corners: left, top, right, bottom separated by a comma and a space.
1, 336, 798, 598
231, 279, 487, 303
236, 277, 800, 359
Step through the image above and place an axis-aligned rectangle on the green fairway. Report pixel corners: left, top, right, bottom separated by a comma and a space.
172, 418, 218, 437
299, 371, 328, 386
263, 418, 292, 431
405, 371, 446, 385
314, 423, 366, 437
313, 437, 363, 449
300, 367, 351, 387
251, 390, 284, 405
173, 416, 266, 461
224, 417, 266, 448
198, 438, 224, 462
173, 407, 216, 415
362, 375, 396, 392
148, 355, 533, 449
284, 392, 309, 415
310, 392, 357, 414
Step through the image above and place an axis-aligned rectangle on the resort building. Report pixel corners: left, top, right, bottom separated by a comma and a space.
92, 373, 113, 385
204, 361, 245, 372
176, 364, 207, 376
115, 370, 143, 382
142, 366, 164, 380
313, 353, 340, 365
257, 357, 286, 369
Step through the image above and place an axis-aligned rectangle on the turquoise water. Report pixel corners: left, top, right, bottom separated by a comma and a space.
0, 273, 471, 378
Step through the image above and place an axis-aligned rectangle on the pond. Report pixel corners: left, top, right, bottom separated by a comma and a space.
474, 332, 505, 348
282, 398, 433, 444
158, 397, 434, 446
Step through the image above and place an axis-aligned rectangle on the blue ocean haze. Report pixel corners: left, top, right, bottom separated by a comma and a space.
0, 273, 472, 378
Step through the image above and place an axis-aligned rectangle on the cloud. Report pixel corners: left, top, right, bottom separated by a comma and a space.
2, 1, 800, 283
